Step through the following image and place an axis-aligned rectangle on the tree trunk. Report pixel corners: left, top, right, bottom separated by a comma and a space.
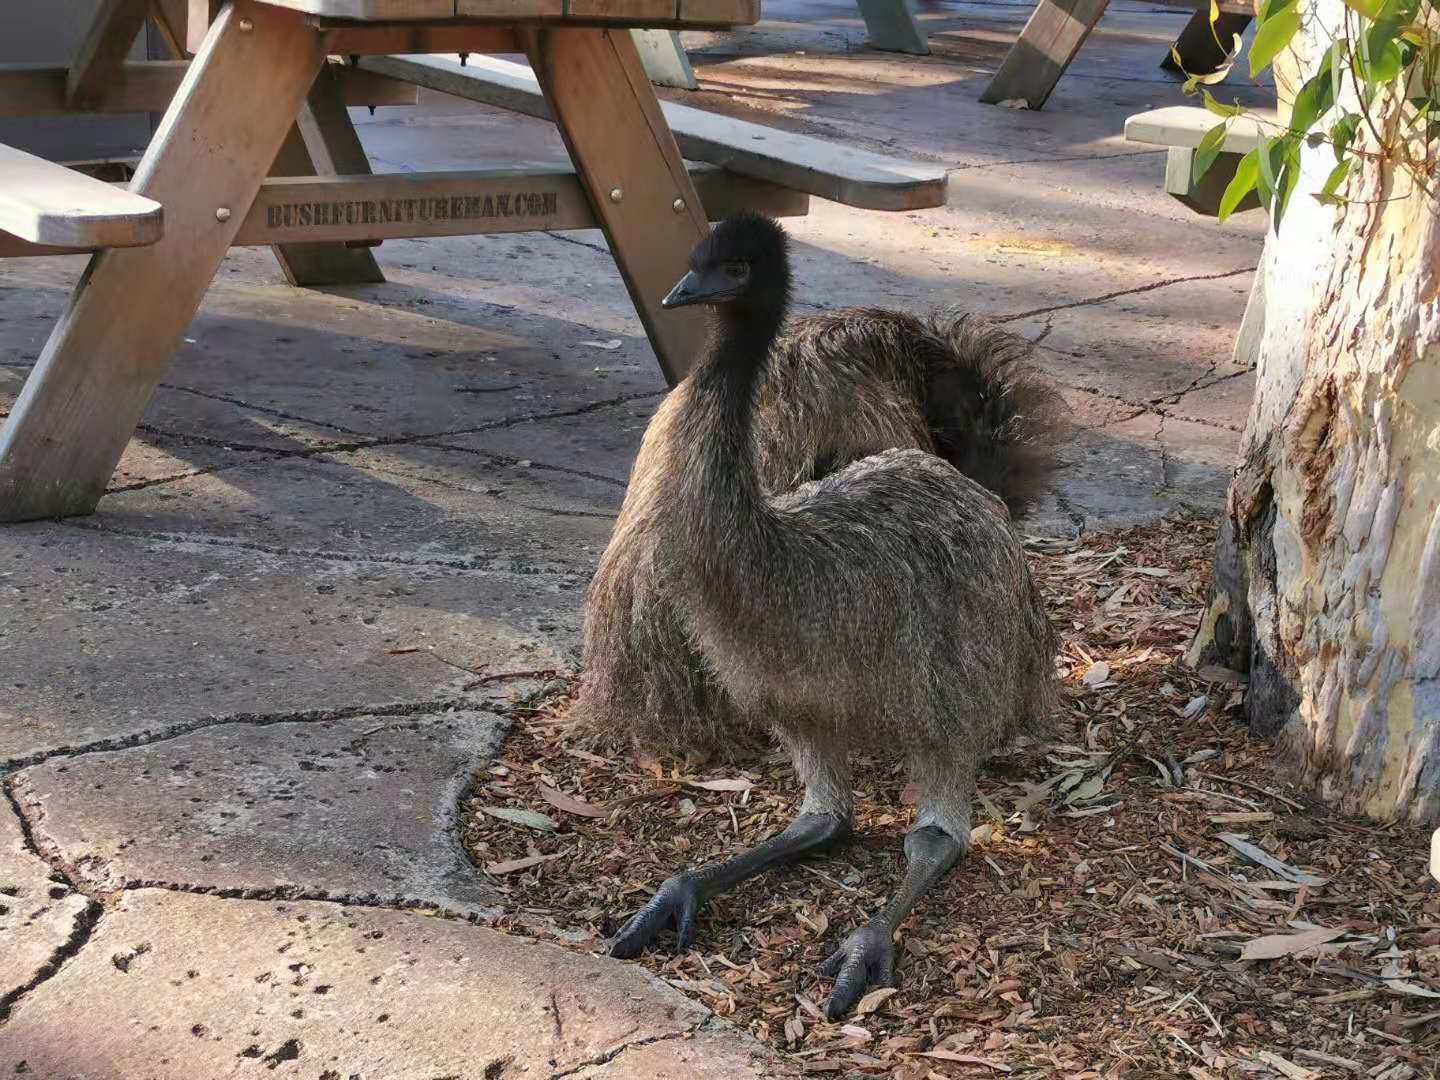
1190, 0, 1440, 825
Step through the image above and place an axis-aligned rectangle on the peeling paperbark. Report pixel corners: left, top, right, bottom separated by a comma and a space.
1190, 0, 1440, 825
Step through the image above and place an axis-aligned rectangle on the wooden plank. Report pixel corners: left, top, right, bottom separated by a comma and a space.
0, 143, 162, 247
0, 164, 807, 257
979, 0, 1110, 110
359, 54, 949, 210
150, 0, 192, 56
855, 0, 928, 55
676, 0, 758, 23
521, 26, 708, 385
565, 0, 678, 21
270, 63, 386, 285
0, 62, 416, 116
631, 30, 697, 89
1161, 9, 1252, 77
1124, 106, 1272, 154
186, 0, 222, 53
322, 23, 518, 52
453, 0, 563, 14
250, 0, 454, 17
0, 2, 331, 522
66, 0, 154, 106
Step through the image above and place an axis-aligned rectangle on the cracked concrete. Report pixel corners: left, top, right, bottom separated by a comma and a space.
0, 0, 1260, 1071
0, 798, 91, 1013
14, 709, 510, 915
0, 890, 786, 1078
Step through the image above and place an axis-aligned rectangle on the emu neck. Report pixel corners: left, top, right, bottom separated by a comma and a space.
671, 300, 787, 568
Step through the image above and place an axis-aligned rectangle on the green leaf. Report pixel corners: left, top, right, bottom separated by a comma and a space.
1290, 64, 1336, 136
1250, 7, 1301, 77
1273, 139, 1303, 228
1259, 0, 1298, 21
1202, 89, 1245, 117
1192, 120, 1231, 183
1357, 21, 1406, 82
1322, 157, 1353, 197
1330, 113, 1361, 161
1218, 148, 1261, 222
1341, 0, 1384, 18
1255, 135, 1280, 204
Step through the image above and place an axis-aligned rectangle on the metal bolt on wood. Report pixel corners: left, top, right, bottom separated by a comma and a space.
672, 198, 685, 213
609, 187, 623, 203
215, 207, 231, 222
238, 17, 253, 31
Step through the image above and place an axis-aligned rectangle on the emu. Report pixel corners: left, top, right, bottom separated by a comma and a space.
592, 214, 1060, 1018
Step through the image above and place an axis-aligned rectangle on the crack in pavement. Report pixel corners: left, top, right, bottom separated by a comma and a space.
0, 696, 489, 776
99, 390, 663, 497
0, 782, 108, 1026
994, 265, 1256, 324
337, 455, 621, 521
58, 519, 585, 578
547, 1025, 696, 1080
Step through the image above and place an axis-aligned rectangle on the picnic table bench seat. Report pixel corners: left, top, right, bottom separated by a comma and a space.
357, 54, 949, 212
0, 142, 162, 248
1124, 105, 1271, 217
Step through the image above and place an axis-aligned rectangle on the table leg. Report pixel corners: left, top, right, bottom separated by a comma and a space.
980, 0, 1110, 110
522, 26, 709, 386
271, 64, 386, 287
856, 0, 929, 55
0, 1, 330, 522
67, 0, 154, 107
1160, 9, 1252, 78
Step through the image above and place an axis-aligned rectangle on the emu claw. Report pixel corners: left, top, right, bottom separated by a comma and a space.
609, 873, 704, 958
819, 922, 895, 1019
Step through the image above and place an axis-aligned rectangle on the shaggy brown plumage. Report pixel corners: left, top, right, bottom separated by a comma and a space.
596, 213, 1062, 1019
578, 306, 1063, 758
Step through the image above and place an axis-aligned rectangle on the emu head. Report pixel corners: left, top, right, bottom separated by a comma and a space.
662, 212, 791, 313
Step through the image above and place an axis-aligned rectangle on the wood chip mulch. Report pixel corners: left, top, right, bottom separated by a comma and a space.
460, 516, 1440, 1080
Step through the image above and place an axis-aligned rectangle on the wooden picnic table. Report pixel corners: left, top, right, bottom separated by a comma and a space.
982, 0, 1256, 111
0, 0, 948, 523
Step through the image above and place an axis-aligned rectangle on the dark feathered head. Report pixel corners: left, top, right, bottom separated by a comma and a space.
661, 212, 791, 315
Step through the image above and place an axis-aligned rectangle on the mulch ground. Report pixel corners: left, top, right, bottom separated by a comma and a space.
460, 516, 1440, 1080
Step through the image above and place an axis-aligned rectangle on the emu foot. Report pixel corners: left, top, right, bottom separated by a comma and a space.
610, 872, 703, 958
819, 920, 895, 1019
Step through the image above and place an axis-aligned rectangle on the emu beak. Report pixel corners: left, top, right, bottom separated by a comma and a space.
661, 268, 741, 308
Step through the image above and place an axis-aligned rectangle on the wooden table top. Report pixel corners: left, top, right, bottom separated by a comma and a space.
254, 0, 760, 26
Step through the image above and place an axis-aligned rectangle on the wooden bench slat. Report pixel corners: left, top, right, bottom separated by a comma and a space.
1124, 105, 1277, 155
0, 143, 162, 247
0, 62, 418, 117
0, 163, 808, 257
255, 0, 758, 22
359, 54, 949, 211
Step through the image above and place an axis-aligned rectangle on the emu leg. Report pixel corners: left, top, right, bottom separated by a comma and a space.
821, 757, 974, 1018
819, 825, 963, 1017
611, 731, 851, 958
609, 811, 850, 957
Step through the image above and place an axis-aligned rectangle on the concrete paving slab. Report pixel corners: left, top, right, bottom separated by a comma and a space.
94, 452, 618, 573
15, 711, 508, 912
0, 888, 785, 1079
0, 802, 90, 1007
0, 523, 575, 766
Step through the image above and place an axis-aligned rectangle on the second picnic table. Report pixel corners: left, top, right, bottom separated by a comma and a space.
0, 0, 948, 523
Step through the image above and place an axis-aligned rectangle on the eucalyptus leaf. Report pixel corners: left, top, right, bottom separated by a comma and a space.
1193, 120, 1230, 183
1218, 148, 1260, 222
481, 806, 559, 832
1319, 158, 1352, 203
1250, 7, 1302, 77
1201, 89, 1245, 118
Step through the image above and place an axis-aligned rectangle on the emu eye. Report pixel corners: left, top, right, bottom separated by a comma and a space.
722, 261, 748, 280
